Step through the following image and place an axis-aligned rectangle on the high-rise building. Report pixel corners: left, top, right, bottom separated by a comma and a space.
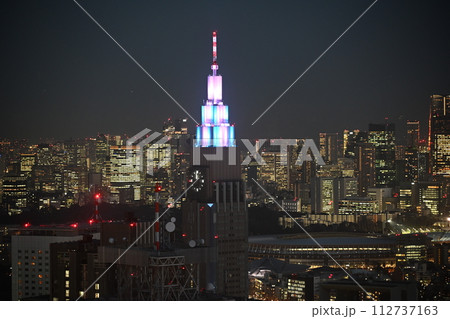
319, 133, 339, 164
369, 123, 396, 187
413, 181, 443, 215
20, 154, 36, 173
428, 94, 450, 178
355, 143, 376, 196
50, 236, 108, 301
311, 177, 338, 214
311, 177, 358, 214
95, 134, 110, 175
11, 226, 98, 300
404, 147, 418, 182
182, 31, 247, 299
259, 145, 290, 191
163, 118, 192, 200
109, 145, 141, 203
1, 173, 28, 214
367, 187, 392, 213
406, 120, 420, 149
398, 187, 412, 211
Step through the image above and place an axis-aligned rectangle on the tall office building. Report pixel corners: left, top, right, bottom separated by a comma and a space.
428, 94, 450, 177
343, 130, 368, 159
369, 123, 396, 187
355, 143, 376, 196
11, 226, 97, 300
182, 32, 247, 299
1, 173, 28, 214
109, 145, 141, 203
311, 177, 338, 214
95, 134, 110, 175
413, 181, 443, 215
50, 237, 109, 301
311, 177, 358, 214
20, 154, 36, 173
259, 145, 290, 191
406, 120, 420, 149
319, 133, 339, 164
163, 118, 192, 199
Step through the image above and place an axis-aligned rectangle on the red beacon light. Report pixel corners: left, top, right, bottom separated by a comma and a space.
70, 223, 78, 229
95, 193, 101, 199
89, 219, 95, 225
24, 222, 31, 228
129, 222, 136, 227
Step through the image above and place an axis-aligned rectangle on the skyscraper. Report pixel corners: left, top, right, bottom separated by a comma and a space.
368, 123, 396, 187
259, 144, 290, 191
182, 32, 247, 299
319, 133, 339, 164
109, 146, 141, 203
355, 142, 376, 196
195, 31, 235, 148
428, 94, 450, 178
406, 120, 420, 149
311, 177, 338, 214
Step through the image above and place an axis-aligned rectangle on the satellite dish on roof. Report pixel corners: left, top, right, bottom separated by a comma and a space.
165, 222, 175, 233
188, 240, 196, 248
170, 217, 176, 223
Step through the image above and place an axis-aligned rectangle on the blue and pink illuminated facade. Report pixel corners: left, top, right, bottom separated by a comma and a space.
196, 31, 235, 147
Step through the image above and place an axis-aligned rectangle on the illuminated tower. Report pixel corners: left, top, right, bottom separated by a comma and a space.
196, 31, 235, 148
182, 32, 247, 299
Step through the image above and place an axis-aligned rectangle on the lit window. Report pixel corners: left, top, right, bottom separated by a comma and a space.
65, 270, 70, 278
95, 293, 100, 299
95, 283, 100, 290
65, 280, 70, 288
65, 290, 70, 297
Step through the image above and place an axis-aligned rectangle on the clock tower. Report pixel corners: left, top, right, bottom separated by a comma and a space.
182, 31, 248, 299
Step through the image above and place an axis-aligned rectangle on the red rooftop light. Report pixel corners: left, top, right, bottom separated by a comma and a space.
24, 222, 31, 228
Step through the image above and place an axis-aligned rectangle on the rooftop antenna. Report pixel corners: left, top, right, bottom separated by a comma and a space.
211, 31, 218, 76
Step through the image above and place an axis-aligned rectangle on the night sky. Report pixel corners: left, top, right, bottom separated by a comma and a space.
1, 0, 450, 142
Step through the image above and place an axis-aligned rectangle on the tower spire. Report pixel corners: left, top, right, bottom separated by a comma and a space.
211, 31, 218, 76
196, 31, 235, 148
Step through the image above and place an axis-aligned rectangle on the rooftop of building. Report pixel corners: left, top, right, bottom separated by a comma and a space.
249, 233, 396, 246
248, 257, 310, 277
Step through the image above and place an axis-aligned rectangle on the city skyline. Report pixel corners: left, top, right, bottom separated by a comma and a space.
1, 0, 449, 304
1, 0, 450, 141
